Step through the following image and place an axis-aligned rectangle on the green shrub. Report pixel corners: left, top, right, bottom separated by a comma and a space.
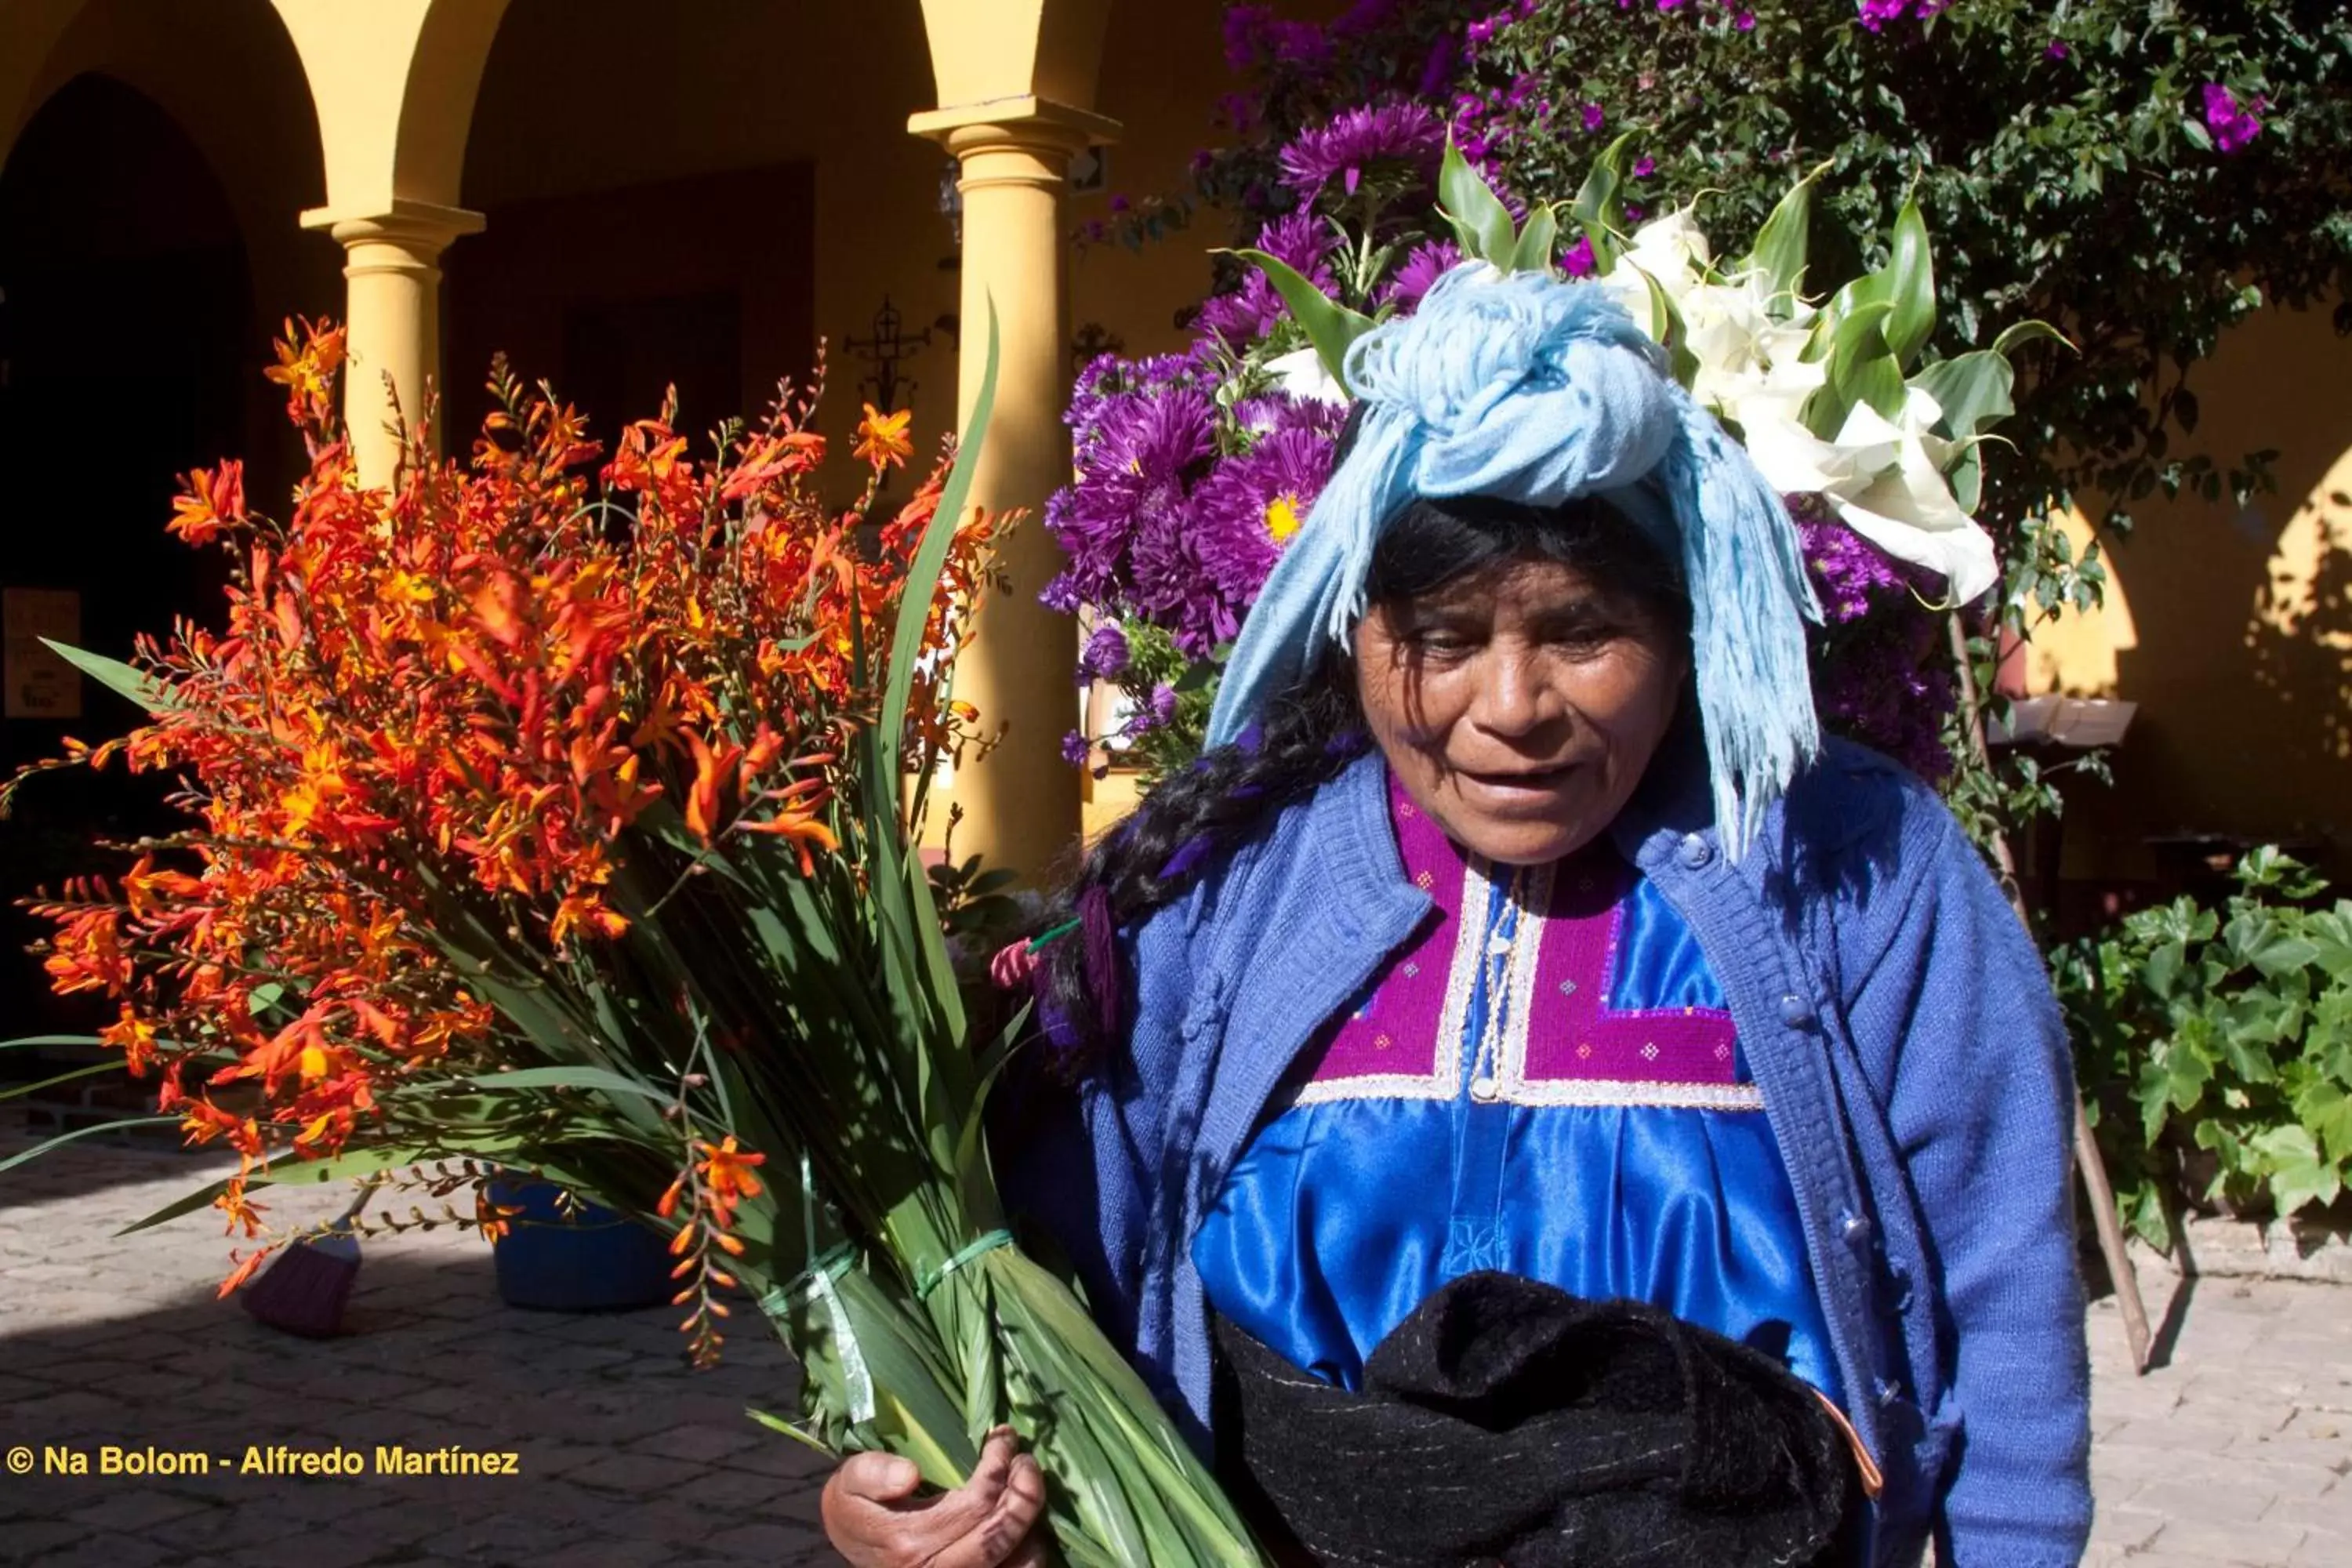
2058, 847, 2352, 1248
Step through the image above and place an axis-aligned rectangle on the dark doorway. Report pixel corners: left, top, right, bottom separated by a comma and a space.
0, 74, 252, 1054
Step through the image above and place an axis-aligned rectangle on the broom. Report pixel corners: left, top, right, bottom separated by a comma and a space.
241, 1179, 376, 1337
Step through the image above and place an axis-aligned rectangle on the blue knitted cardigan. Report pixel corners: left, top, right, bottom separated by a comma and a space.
1004, 734, 2092, 1568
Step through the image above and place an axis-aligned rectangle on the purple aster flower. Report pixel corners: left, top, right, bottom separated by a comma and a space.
1735, 8, 1756, 28
1132, 683, 1180, 735
1061, 731, 1093, 768
1254, 212, 1334, 278
1192, 425, 1339, 616
1128, 496, 1236, 658
1581, 103, 1606, 133
1562, 234, 1599, 277
2045, 39, 2069, 60
2201, 83, 2266, 154
1109, 387, 1215, 485
1196, 271, 1288, 344
1080, 623, 1131, 682
1797, 510, 1911, 624
1278, 102, 1444, 201
1794, 503, 1957, 779
1379, 239, 1465, 312
1657, 0, 1688, 10
1632, 155, 1657, 180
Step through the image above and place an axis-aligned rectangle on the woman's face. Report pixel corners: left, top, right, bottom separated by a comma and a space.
1355, 552, 1688, 866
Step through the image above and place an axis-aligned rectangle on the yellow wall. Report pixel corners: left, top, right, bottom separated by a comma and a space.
2033, 302, 2352, 880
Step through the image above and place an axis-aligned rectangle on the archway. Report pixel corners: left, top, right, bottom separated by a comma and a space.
0, 72, 251, 1044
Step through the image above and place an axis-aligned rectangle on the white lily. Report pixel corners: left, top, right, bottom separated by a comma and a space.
1737, 387, 1998, 605
1264, 344, 1349, 408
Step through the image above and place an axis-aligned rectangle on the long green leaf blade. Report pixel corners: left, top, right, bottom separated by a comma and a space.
38, 639, 177, 713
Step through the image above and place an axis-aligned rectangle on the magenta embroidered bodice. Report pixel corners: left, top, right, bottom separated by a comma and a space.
1192, 771, 1842, 1401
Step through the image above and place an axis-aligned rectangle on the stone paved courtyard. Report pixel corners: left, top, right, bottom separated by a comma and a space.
2, 1131, 2348, 1566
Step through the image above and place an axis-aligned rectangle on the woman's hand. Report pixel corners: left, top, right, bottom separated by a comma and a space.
819, 1426, 1048, 1567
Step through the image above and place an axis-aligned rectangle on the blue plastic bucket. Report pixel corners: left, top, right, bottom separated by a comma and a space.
487, 1178, 675, 1312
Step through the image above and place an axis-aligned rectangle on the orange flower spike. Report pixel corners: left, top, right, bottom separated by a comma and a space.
711, 1230, 746, 1258
668, 1218, 698, 1255
216, 1247, 274, 1300
695, 1134, 766, 1215
655, 1174, 687, 1220
99, 1006, 160, 1077
43, 909, 129, 998
683, 729, 745, 844
854, 405, 914, 470
739, 722, 786, 785
735, 808, 839, 876
168, 459, 247, 545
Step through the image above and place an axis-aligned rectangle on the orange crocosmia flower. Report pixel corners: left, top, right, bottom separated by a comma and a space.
217, 1247, 274, 1299
695, 1135, 766, 1221
44, 909, 129, 997
100, 1005, 161, 1076
550, 890, 630, 947
168, 459, 246, 545
855, 405, 914, 470
683, 729, 746, 844
737, 808, 839, 876
215, 1178, 269, 1239
121, 854, 204, 920
475, 1189, 524, 1243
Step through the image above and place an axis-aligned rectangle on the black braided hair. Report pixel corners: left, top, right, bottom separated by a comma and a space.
1033, 489, 1691, 1065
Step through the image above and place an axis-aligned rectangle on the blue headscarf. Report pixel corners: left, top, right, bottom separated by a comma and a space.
1204, 264, 1822, 858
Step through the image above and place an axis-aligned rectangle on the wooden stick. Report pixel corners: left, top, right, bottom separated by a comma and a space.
1946, 613, 2153, 1374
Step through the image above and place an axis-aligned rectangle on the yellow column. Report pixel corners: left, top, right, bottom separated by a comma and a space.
300, 200, 482, 487
911, 100, 1114, 884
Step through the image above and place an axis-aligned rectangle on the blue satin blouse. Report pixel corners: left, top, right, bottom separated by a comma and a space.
1192, 774, 1842, 1404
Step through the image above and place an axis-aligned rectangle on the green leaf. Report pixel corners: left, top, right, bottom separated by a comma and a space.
1910, 350, 2017, 443
1570, 132, 1639, 273
744, 1406, 838, 1457
452, 1065, 676, 1104
0, 1116, 178, 1176
1804, 299, 1898, 438
38, 639, 177, 713
2295, 1081, 2352, 1163
1229, 250, 1375, 393
1885, 191, 1937, 368
1990, 319, 2069, 358
1743, 160, 1831, 314
2250, 1124, 2341, 1216
1509, 203, 1560, 276
115, 1176, 242, 1235
0, 1058, 126, 1103
1438, 135, 1517, 266
1637, 268, 1700, 389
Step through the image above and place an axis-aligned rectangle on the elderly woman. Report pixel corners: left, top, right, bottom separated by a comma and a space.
822, 269, 2091, 1567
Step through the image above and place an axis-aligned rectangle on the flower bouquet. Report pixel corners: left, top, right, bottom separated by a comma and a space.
1051, 133, 2052, 782
3, 318, 1262, 1565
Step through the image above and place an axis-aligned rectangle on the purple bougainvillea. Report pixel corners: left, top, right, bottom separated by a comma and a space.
2201, 83, 2267, 154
